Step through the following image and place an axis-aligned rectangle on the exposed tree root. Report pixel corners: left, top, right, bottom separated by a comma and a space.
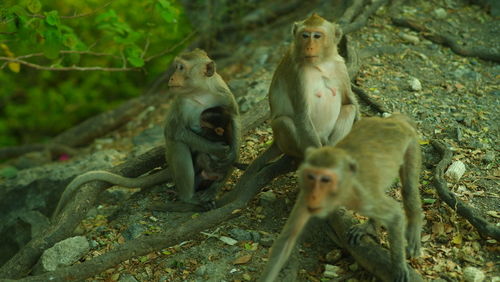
431, 140, 500, 240
392, 17, 500, 63
341, 0, 390, 34
0, 94, 168, 161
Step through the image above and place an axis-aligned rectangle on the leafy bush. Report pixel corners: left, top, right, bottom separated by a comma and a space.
0, 0, 191, 146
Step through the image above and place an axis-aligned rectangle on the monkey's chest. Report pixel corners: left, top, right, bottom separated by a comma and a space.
309, 85, 341, 138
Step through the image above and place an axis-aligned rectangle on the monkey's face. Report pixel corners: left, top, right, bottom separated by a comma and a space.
168, 57, 215, 89
299, 167, 339, 218
295, 27, 328, 63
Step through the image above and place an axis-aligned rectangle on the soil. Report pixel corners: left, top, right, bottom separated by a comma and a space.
60, 0, 498, 281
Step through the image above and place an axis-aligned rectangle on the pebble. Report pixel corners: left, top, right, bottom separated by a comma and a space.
399, 32, 420, 44
323, 264, 341, 278
325, 249, 342, 263
445, 160, 466, 182
463, 266, 485, 282
434, 8, 447, 19
409, 77, 422, 91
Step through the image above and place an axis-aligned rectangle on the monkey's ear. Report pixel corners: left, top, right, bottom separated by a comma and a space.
333, 24, 343, 44
292, 22, 299, 36
205, 61, 215, 77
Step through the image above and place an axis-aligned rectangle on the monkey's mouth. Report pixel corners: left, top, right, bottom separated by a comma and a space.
304, 56, 318, 59
307, 206, 322, 213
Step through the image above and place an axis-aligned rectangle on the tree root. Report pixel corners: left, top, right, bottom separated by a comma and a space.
0, 94, 168, 161
391, 17, 500, 63
325, 210, 424, 282
341, 0, 390, 35
431, 140, 500, 240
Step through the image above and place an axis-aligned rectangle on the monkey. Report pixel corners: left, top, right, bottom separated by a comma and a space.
52, 49, 240, 218
265, 13, 360, 161
260, 114, 423, 282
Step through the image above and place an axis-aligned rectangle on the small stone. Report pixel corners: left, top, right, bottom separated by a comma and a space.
323, 264, 341, 278
259, 191, 277, 204
325, 249, 342, 263
445, 160, 466, 182
463, 266, 485, 282
399, 33, 420, 44
229, 228, 252, 241
195, 265, 207, 276
409, 77, 422, 91
434, 8, 447, 19
483, 151, 495, 163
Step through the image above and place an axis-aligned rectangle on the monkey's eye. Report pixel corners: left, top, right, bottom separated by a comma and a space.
307, 173, 315, 181
320, 176, 331, 183
313, 33, 322, 39
177, 64, 184, 71
302, 32, 310, 39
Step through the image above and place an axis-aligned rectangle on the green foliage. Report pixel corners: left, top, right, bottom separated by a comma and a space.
0, 0, 192, 146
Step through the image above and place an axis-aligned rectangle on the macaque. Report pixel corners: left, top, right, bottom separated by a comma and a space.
164, 49, 240, 208
53, 49, 240, 218
267, 13, 360, 160
260, 114, 423, 282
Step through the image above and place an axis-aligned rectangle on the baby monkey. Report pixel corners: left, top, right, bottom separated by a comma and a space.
260, 114, 423, 282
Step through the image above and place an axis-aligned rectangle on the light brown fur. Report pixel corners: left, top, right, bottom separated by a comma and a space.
260, 114, 423, 282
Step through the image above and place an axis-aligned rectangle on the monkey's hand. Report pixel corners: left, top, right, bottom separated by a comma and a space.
346, 221, 379, 245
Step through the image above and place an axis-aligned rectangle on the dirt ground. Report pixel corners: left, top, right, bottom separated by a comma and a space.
63, 0, 499, 281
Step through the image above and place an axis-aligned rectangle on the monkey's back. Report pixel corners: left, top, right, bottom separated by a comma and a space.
336, 115, 418, 191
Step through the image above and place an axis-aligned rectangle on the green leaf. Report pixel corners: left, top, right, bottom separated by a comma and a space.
62, 33, 78, 48
26, 0, 42, 14
125, 45, 144, 67
423, 198, 436, 204
42, 28, 62, 59
44, 10, 60, 27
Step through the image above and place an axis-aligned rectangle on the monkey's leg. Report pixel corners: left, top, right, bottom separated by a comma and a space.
271, 116, 302, 157
327, 104, 357, 146
400, 141, 423, 258
167, 142, 196, 203
373, 199, 410, 282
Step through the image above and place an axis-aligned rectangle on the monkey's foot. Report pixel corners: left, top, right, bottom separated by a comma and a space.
393, 264, 410, 282
347, 222, 379, 245
405, 228, 421, 258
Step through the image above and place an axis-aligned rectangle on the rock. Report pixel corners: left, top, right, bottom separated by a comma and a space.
463, 266, 485, 282
229, 228, 253, 241
325, 249, 342, 263
34, 236, 90, 273
122, 223, 146, 240
434, 8, 447, 19
259, 190, 277, 205
445, 160, 466, 182
323, 264, 341, 278
119, 273, 139, 282
195, 265, 207, 276
409, 77, 422, 91
132, 126, 163, 146
399, 33, 420, 44
483, 151, 495, 163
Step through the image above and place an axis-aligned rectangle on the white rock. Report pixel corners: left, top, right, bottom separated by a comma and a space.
409, 77, 422, 91
434, 8, 447, 19
463, 266, 485, 282
399, 33, 420, 44
445, 160, 466, 182
39, 236, 90, 272
323, 264, 341, 278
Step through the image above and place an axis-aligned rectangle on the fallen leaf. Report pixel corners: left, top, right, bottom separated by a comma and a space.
233, 254, 252, 265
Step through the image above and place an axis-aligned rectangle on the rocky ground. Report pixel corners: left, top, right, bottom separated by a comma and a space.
3, 0, 498, 281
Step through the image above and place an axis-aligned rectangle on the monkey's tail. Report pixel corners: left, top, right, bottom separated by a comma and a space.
52, 169, 171, 220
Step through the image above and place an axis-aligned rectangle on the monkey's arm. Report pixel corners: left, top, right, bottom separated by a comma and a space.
260, 197, 311, 282
289, 88, 322, 148
176, 127, 229, 156
53, 169, 170, 219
